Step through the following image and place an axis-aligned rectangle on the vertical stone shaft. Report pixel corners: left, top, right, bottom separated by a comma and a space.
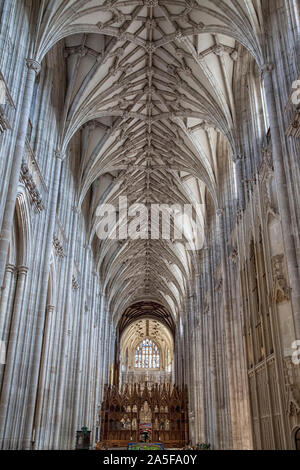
263, 67, 300, 339
217, 209, 234, 449
0, 265, 28, 448
0, 59, 40, 289
22, 153, 63, 449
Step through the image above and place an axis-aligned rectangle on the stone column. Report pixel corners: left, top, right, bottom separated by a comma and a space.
262, 64, 300, 339
96, 293, 105, 440
95, 293, 105, 405
22, 152, 63, 449
32, 304, 55, 449
0, 264, 15, 333
53, 209, 78, 449
0, 264, 16, 390
207, 247, 218, 448
217, 209, 234, 449
291, 0, 300, 33
195, 273, 204, 443
101, 310, 110, 388
0, 265, 28, 449
72, 245, 91, 436
0, 59, 40, 290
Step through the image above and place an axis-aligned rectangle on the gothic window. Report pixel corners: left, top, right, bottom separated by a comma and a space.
135, 338, 160, 369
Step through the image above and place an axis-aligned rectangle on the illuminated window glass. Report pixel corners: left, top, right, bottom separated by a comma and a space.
135, 338, 159, 369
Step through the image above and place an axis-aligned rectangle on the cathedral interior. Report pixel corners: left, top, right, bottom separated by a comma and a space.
0, 0, 300, 450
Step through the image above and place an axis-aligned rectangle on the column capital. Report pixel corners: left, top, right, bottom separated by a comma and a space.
55, 150, 64, 160
260, 63, 274, 78
5, 263, 16, 274
233, 153, 245, 163
26, 59, 41, 75
17, 265, 29, 275
46, 305, 55, 313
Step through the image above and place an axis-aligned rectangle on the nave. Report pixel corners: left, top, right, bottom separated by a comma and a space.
0, 0, 300, 451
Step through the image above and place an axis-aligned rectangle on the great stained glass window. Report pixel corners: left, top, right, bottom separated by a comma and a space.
135, 338, 159, 369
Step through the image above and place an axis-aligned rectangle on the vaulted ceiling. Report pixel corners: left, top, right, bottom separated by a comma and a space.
36, 0, 264, 324
118, 301, 175, 335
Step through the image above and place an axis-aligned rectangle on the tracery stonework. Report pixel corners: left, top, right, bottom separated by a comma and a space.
272, 255, 291, 304
98, 383, 188, 448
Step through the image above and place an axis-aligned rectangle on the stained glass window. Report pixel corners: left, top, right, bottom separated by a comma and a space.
135, 338, 159, 369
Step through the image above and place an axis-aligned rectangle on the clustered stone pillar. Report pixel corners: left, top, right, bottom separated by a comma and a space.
0, 264, 15, 389
217, 209, 235, 449
22, 152, 63, 449
0, 59, 40, 290
262, 64, 300, 339
0, 265, 28, 448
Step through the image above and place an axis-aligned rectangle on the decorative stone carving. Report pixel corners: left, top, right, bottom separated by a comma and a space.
260, 63, 274, 78
271, 254, 291, 303
286, 108, 300, 138
193, 23, 205, 33
26, 59, 41, 75
215, 277, 223, 292
0, 70, 14, 133
229, 247, 239, 264
214, 45, 224, 57
261, 146, 273, 172
287, 385, 300, 417
203, 301, 210, 315
144, 0, 159, 6
283, 358, 300, 417
0, 107, 10, 133
230, 50, 238, 61
72, 275, 79, 290
20, 161, 45, 212
53, 235, 66, 259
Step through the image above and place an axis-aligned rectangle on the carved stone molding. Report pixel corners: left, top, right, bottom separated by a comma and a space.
215, 277, 223, 293
203, 300, 210, 315
20, 161, 45, 212
0, 69, 15, 133
26, 59, 41, 75
72, 275, 79, 290
53, 235, 66, 259
229, 247, 239, 264
271, 254, 291, 303
286, 108, 300, 138
260, 63, 274, 78
0, 106, 10, 133
261, 146, 274, 175
283, 358, 300, 417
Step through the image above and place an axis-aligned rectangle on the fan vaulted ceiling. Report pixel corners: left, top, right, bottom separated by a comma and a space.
36, 0, 264, 323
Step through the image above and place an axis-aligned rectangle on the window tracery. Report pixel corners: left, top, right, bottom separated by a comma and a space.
135, 338, 160, 369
